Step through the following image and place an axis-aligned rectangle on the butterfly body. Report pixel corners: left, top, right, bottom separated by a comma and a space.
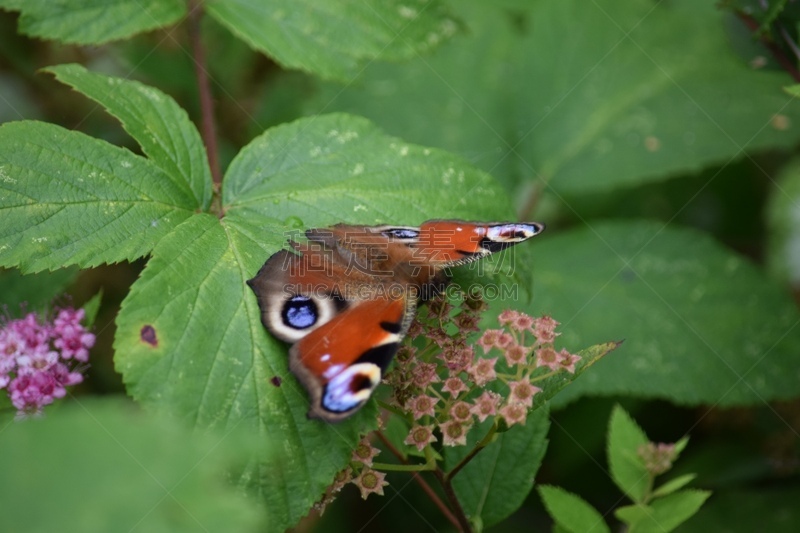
248, 220, 544, 422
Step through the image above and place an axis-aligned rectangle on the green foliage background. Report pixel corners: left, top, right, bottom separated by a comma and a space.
0, 0, 798, 531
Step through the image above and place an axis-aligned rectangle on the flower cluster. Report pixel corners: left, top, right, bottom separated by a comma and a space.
637, 442, 678, 475
0, 308, 93, 417
314, 435, 388, 513
386, 291, 581, 450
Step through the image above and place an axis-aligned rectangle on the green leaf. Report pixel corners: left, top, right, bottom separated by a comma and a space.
530, 220, 800, 407
538, 485, 611, 533
312, 0, 800, 196
206, 0, 458, 82
116, 113, 517, 529
81, 289, 103, 327
115, 214, 374, 529
622, 490, 711, 533
673, 436, 690, 457
0, 121, 197, 273
653, 474, 697, 498
766, 157, 800, 288
46, 64, 212, 210
0, 398, 265, 533
755, 0, 790, 35
616, 503, 652, 526
532, 342, 620, 408
446, 406, 549, 528
783, 84, 800, 98
0, 0, 185, 44
608, 404, 650, 502
0, 267, 78, 312
222, 113, 509, 224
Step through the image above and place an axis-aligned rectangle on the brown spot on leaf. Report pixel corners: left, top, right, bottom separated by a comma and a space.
270, 376, 282, 387
140, 325, 157, 347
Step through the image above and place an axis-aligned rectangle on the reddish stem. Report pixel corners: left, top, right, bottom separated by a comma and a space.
737, 12, 800, 83
375, 430, 464, 531
187, 0, 222, 191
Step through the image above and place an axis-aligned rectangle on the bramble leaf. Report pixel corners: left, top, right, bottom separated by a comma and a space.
313, 0, 800, 194
206, 0, 458, 82
46, 64, 212, 210
446, 407, 550, 528
116, 113, 518, 529
528, 221, 800, 407
0, 0, 185, 44
539, 485, 611, 533
0, 121, 196, 272
608, 404, 650, 502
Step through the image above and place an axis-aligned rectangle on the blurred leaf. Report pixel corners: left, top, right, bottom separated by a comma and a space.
608, 404, 650, 503
653, 474, 698, 498
206, 0, 458, 82
766, 157, 800, 288
0, 398, 265, 533
529, 220, 800, 407
446, 406, 549, 528
116, 113, 518, 529
0, 0, 185, 44
312, 0, 800, 197
0, 267, 78, 312
538, 485, 611, 533
46, 64, 212, 209
0, 121, 196, 273
615, 503, 653, 527
81, 289, 102, 326
783, 84, 800, 98
618, 490, 711, 532
674, 436, 690, 457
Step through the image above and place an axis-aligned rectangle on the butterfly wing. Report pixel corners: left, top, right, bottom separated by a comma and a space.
247, 220, 545, 423
247, 243, 415, 422
413, 220, 546, 267
290, 295, 414, 421
247, 248, 347, 343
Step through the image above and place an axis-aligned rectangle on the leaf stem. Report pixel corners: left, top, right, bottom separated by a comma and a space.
434, 468, 473, 533
187, 0, 223, 206
374, 430, 461, 530
429, 422, 504, 533
736, 11, 800, 82
446, 421, 498, 482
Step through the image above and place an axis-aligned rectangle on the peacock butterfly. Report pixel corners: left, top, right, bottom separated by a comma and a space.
247, 220, 545, 422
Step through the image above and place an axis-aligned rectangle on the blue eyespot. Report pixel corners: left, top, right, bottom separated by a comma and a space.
282, 295, 317, 329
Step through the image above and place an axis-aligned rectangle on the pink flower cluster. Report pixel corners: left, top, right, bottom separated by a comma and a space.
386, 292, 581, 450
315, 436, 388, 513
0, 308, 93, 416
638, 442, 678, 475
